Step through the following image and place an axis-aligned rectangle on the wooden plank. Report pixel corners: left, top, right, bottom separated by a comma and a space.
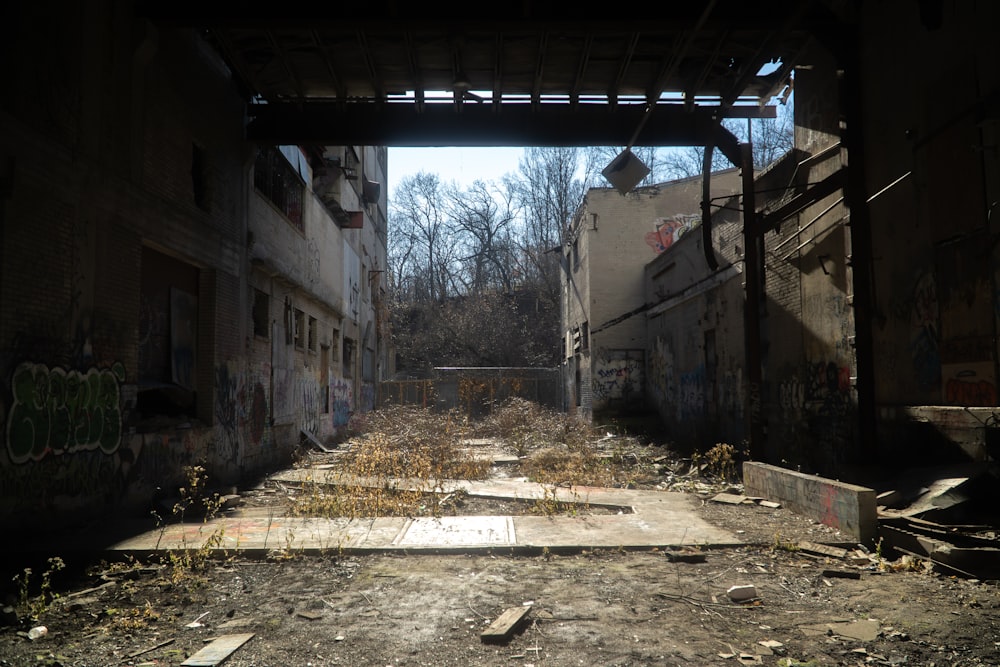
181, 633, 255, 666
480, 606, 531, 644
797, 541, 848, 559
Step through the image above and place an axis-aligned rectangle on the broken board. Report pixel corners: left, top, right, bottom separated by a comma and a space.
181, 633, 255, 666
300, 428, 336, 453
480, 606, 531, 644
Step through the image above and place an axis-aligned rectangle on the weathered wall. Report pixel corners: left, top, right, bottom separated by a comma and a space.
857, 2, 1000, 464
645, 212, 746, 449
0, 11, 255, 527
564, 170, 742, 423
0, 0, 395, 530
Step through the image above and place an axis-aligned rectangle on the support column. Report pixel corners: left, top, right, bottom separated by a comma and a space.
841, 42, 877, 461
741, 142, 765, 458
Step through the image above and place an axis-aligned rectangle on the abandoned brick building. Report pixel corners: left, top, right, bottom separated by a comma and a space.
3, 1, 999, 529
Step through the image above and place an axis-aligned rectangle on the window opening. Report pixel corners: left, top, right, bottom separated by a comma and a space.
254, 145, 304, 231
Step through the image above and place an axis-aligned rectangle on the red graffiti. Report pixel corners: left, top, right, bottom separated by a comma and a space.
945, 378, 997, 407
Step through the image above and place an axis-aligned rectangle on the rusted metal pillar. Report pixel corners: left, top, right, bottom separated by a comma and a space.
741, 142, 765, 458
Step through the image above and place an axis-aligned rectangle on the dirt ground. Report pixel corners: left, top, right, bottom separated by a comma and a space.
3, 423, 1000, 666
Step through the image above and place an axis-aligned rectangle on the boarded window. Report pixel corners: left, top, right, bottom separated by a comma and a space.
294, 308, 305, 349
343, 337, 355, 378
252, 288, 269, 338
308, 316, 317, 352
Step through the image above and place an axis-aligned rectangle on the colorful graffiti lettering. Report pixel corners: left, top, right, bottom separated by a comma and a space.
644, 214, 700, 254
678, 364, 705, 420
592, 356, 643, 403
332, 378, 352, 427
945, 371, 997, 407
6, 361, 126, 464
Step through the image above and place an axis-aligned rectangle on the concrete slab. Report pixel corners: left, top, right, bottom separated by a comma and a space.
77, 470, 743, 556
393, 516, 515, 547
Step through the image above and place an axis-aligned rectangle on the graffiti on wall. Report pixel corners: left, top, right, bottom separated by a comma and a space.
6, 361, 126, 464
215, 363, 271, 467
592, 353, 643, 404
647, 336, 675, 407
943, 365, 997, 407
301, 379, 320, 435
678, 364, 705, 421
719, 368, 744, 416
361, 383, 376, 412
332, 378, 352, 427
644, 214, 700, 254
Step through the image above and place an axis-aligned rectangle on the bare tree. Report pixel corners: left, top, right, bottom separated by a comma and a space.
660, 108, 794, 179
447, 179, 519, 294
390, 172, 455, 303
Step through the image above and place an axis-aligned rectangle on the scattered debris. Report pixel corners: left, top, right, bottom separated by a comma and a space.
737, 652, 763, 664
185, 612, 210, 628
181, 633, 255, 666
711, 493, 750, 505
27, 626, 47, 640
759, 500, 782, 509
665, 549, 707, 563
296, 611, 324, 620
796, 542, 848, 559
879, 514, 1000, 579
481, 606, 532, 644
821, 569, 861, 580
726, 585, 758, 602
128, 638, 176, 659
301, 428, 337, 453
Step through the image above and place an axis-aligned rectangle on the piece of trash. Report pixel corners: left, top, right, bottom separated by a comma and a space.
758, 639, 783, 648
727, 584, 758, 602
759, 500, 782, 509
822, 569, 861, 580
185, 612, 210, 628
334, 635, 345, 642
27, 626, 47, 640
481, 606, 532, 644
296, 611, 324, 620
737, 653, 762, 665
711, 492, 749, 505
666, 549, 707, 563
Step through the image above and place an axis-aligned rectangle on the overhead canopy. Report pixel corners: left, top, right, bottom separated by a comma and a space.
138, 1, 834, 146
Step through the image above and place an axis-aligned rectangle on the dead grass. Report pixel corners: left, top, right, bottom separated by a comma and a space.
291, 405, 491, 519
289, 399, 653, 519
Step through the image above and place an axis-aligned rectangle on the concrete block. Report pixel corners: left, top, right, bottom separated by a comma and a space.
742, 462, 876, 545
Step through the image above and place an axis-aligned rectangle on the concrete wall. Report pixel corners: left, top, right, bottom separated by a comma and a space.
855, 1, 1000, 464
644, 202, 746, 449
0, 5, 389, 530
563, 171, 741, 424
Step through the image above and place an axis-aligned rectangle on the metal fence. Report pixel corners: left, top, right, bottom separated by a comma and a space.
379, 367, 562, 418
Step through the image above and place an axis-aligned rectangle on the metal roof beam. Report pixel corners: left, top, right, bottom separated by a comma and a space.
246, 102, 775, 146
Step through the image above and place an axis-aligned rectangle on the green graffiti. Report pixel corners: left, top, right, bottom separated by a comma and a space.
6, 361, 125, 464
